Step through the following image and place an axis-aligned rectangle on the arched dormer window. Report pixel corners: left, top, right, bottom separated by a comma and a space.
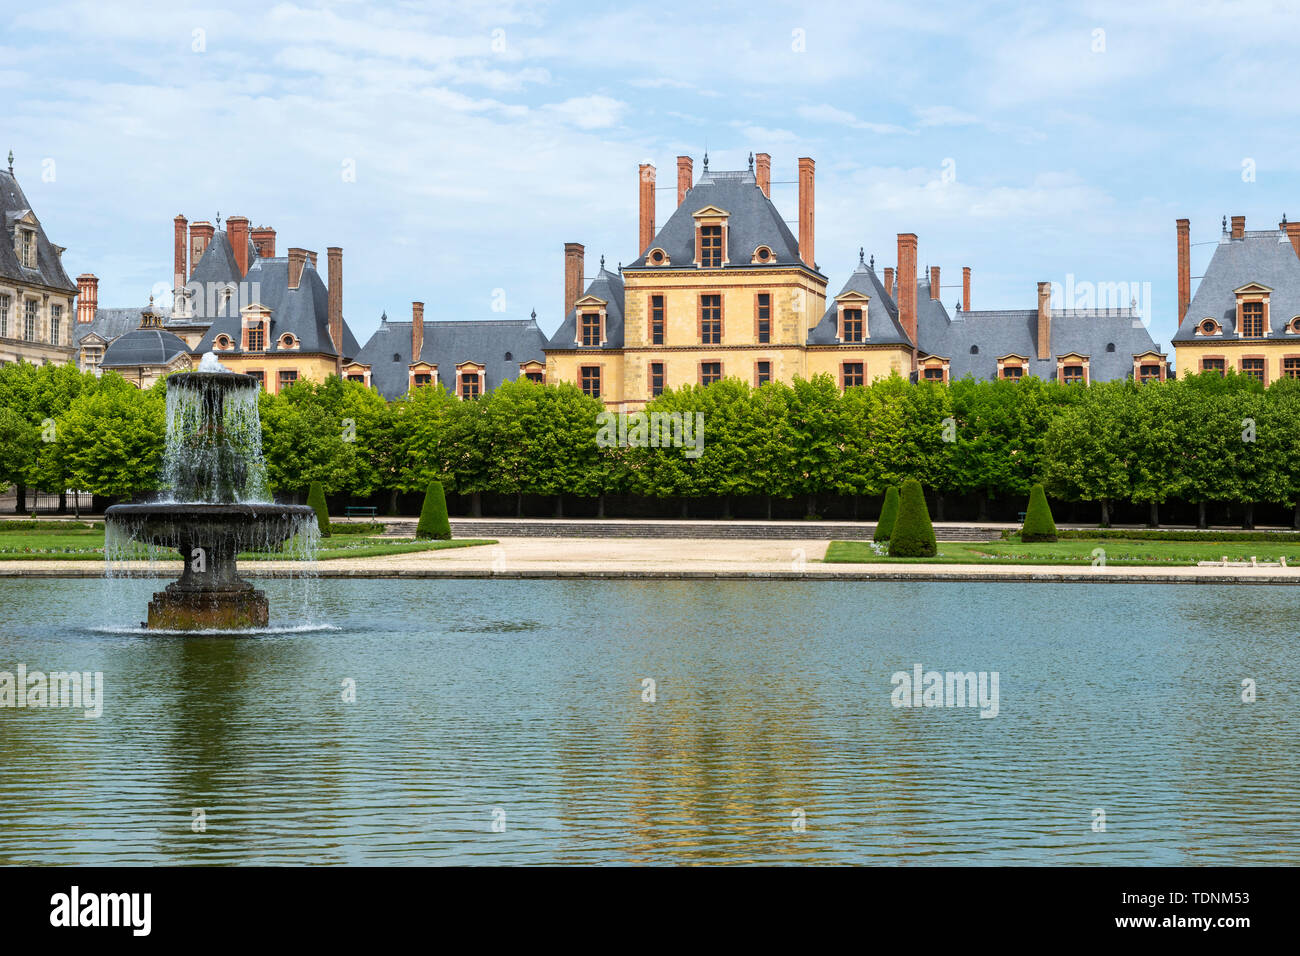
278, 332, 299, 350
751, 245, 775, 265
1287, 316, 1300, 334
1198, 317, 1221, 336
214, 334, 234, 351
647, 247, 670, 267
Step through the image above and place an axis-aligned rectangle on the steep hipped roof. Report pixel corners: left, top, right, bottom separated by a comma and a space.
544, 265, 626, 350
193, 256, 360, 359
809, 256, 910, 345
74, 305, 170, 346
0, 168, 77, 293
626, 167, 809, 272
356, 313, 548, 400
1172, 228, 1300, 341
101, 327, 189, 367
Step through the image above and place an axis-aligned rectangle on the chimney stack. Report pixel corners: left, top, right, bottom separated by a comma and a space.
798, 157, 815, 269
930, 265, 941, 299
897, 234, 918, 346
76, 274, 98, 323
962, 267, 971, 312
676, 156, 693, 206
287, 247, 307, 290
327, 246, 343, 367
307, 250, 318, 269
564, 242, 584, 318
1176, 219, 1191, 325
173, 215, 188, 295
227, 215, 250, 278
189, 221, 214, 275
884, 267, 895, 298
1287, 220, 1300, 260
251, 225, 276, 259
1231, 215, 1245, 239
412, 301, 424, 363
638, 163, 656, 254
1037, 281, 1052, 360
755, 153, 771, 197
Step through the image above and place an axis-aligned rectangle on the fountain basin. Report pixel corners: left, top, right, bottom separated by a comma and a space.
106, 502, 318, 630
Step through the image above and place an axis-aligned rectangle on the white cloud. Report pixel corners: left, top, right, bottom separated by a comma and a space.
796, 104, 911, 135
543, 95, 628, 130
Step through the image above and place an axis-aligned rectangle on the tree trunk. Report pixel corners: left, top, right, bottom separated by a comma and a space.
1148, 500, 1159, 528
1294, 502, 1300, 530
1198, 501, 1207, 530
977, 492, 989, 522
765, 495, 772, 521
58, 491, 67, 515
806, 493, 817, 519
554, 494, 564, 518
721, 495, 732, 520
1100, 498, 1110, 528
515, 492, 524, 518
596, 494, 606, 519
16, 483, 25, 514
388, 488, 398, 516
935, 494, 945, 522
1243, 501, 1255, 530
470, 491, 482, 518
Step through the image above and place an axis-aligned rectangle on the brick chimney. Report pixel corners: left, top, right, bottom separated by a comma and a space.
287, 247, 307, 290
1287, 221, 1300, 260
930, 265, 941, 299
1231, 215, 1245, 239
798, 157, 815, 269
189, 221, 214, 275
173, 215, 188, 294
897, 234, 918, 346
564, 242, 584, 317
1176, 219, 1190, 325
251, 226, 276, 259
1037, 281, 1052, 360
676, 156, 692, 206
638, 163, 655, 254
307, 251, 318, 269
412, 301, 424, 363
962, 267, 971, 312
327, 246, 343, 365
755, 152, 771, 197
76, 274, 98, 323
883, 267, 895, 298
227, 215, 250, 278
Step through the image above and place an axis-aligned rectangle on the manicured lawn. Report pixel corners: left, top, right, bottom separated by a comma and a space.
0, 525, 493, 561
824, 537, 1300, 566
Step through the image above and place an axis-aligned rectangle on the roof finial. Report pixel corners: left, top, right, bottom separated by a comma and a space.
530, 308, 537, 321
748, 151, 754, 171
1284, 213, 1289, 226
216, 211, 222, 228
1222, 215, 1228, 233
381, 309, 388, 323
869, 254, 875, 270
955, 299, 961, 312
859, 247, 865, 265
6, 149, 11, 173
600, 253, 605, 271
703, 150, 709, 171
617, 261, 622, 274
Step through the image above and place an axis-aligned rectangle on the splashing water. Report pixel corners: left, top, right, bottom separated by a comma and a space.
160, 371, 269, 503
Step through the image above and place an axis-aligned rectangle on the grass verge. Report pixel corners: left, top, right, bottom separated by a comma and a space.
824, 537, 1300, 566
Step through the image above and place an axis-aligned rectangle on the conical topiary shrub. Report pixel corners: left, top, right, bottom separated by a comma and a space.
306, 480, 331, 537
1021, 483, 1058, 542
873, 486, 900, 542
888, 479, 937, 557
416, 480, 452, 540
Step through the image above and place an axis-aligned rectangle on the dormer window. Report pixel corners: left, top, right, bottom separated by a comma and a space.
700, 225, 723, 267
1241, 301, 1265, 337
457, 362, 484, 400
581, 312, 601, 346
19, 228, 36, 268
409, 361, 437, 389
278, 332, 299, 350
752, 245, 774, 264
997, 354, 1028, 380
647, 248, 670, 266
246, 322, 265, 351
215, 334, 233, 350
1233, 282, 1272, 338
834, 291, 871, 343
1288, 316, 1300, 334
573, 294, 607, 347
1198, 318, 1221, 335
240, 303, 271, 351
692, 206, 730, 268
841, 309, 864, 343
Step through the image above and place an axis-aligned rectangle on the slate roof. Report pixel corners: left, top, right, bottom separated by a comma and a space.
0, 168, 78, 293
193, 255, 360, 359
1171, 228, 1300, 341
101, 327, 189, 367
625, 167, 810, 272
544, 265, 626, 350
74, 305, 171, 346
808, 256, 911, 345
356, 313, 549, 400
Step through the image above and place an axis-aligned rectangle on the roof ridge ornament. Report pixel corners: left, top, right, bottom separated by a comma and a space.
703, 151, 709, 172
748, 151, 754, 171
216, 211, 222, 228
869, 253, 875, 270
600, 254, 605, 271
1222, 215, 1228, 234
6, 149, 11, 173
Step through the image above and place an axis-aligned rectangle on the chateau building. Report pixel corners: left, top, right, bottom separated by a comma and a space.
96, 298, 191, 388
545, 152, 1167, 406
0, 153, 79, 367
1171, 214, 1300, 383
354, 303, 547, 401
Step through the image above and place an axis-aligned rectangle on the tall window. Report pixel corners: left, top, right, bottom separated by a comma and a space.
581, 312, 601, 347
1061, 364, 1084, 384
1138, 364, 1162, 383
842, 362, 864, 388
413, 372, 433, 387
24, 300, 37, 341
649, 362, 665, 397
1241, 357, 1265, 382
700, 294, 721, 344
247, 370, 265, 390
1002, 364, 1023, 380
650, 295, 665, 345
756, 293, 771, 344
923, 366, 945, 382
700, 225, 723, 267
841, 308, 864, 343
580, 366, 601, 398
700, 361, 722, 386
0, 294, 9, 338
1241, 301, 1265, 337
1284, 358, 1300, 379
524, 370, 544, 384
460, 372, 482, 400
277, 369, 297, 390
756, 360, 771, 386
50, 305, 61, 345
20, 229, 35, 268
247, 321, 265, 351
1201, 358, 1225, 376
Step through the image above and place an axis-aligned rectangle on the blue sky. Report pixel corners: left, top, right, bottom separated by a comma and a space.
8, 0, 1300, 355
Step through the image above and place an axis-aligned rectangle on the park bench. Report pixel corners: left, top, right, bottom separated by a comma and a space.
345, 505, 378, 518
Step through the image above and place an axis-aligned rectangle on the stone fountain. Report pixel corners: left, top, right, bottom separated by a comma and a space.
105, 353, 318, 630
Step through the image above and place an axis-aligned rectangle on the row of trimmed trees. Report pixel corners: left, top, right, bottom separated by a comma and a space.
3, 360, 1299, 526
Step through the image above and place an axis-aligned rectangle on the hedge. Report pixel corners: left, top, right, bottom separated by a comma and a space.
873, 486, 900, 542
1020, 484, 1057, 542
416, 481, 452, 540
888, 479, 937, 557
306, 481, 331, 537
